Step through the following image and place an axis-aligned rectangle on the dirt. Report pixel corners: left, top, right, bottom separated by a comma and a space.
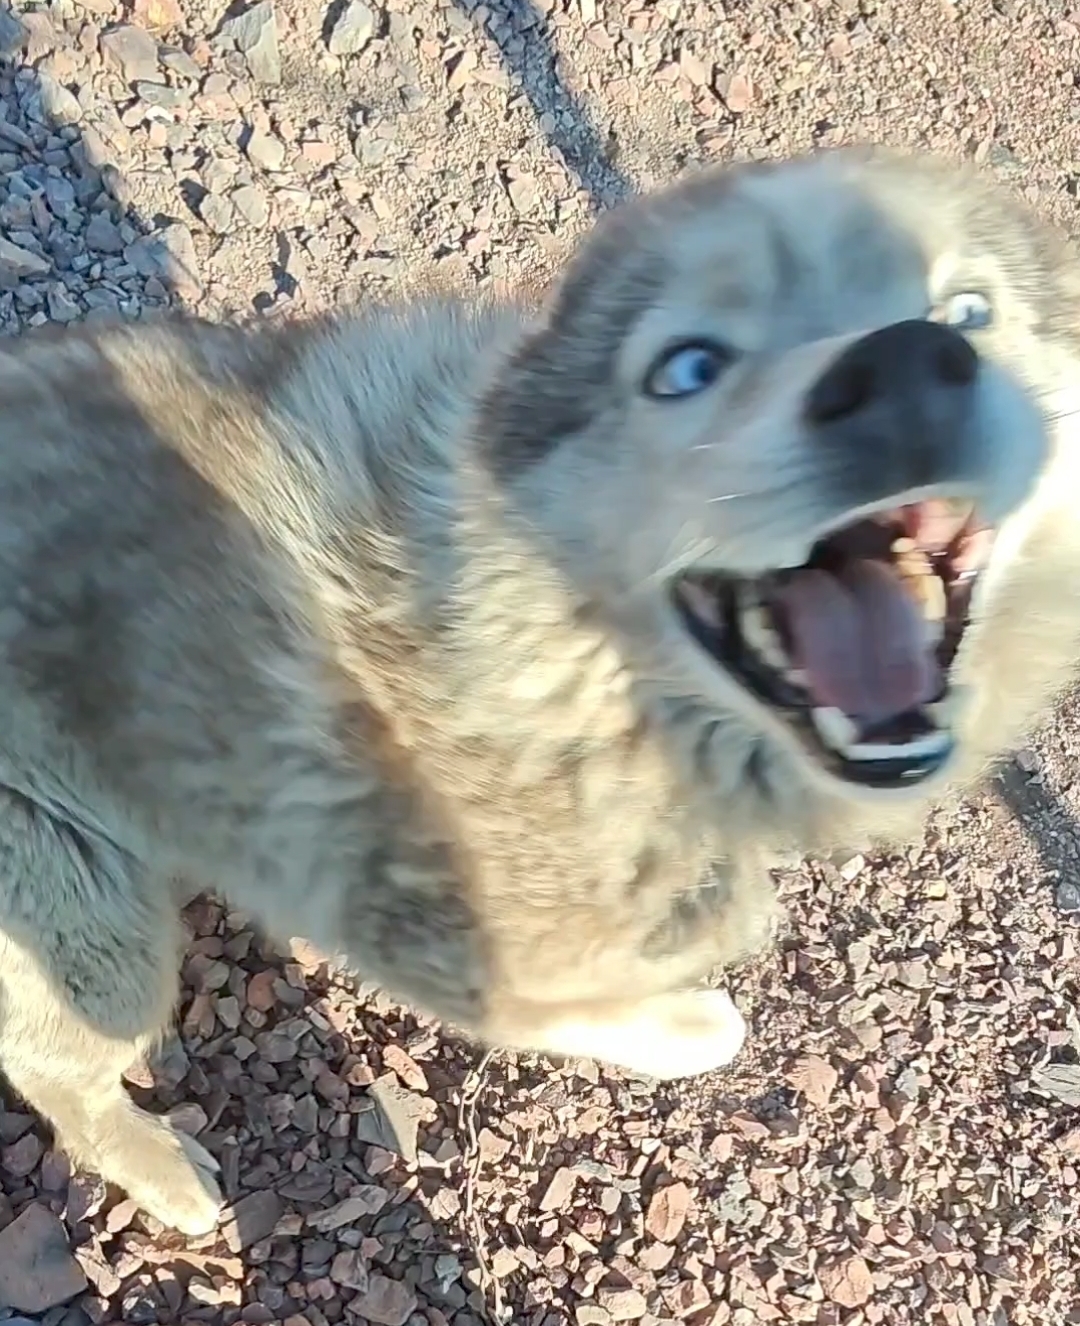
0, 1, 1079, 1324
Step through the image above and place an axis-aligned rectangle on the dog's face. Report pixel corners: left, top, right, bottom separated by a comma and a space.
477, 148, 1080, 815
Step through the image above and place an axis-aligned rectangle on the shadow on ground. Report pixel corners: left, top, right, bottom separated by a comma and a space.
451, 0, 633, 211
994, 755, 1080, 916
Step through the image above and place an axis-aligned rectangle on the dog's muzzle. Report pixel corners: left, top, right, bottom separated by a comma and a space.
671, 320, 997, 791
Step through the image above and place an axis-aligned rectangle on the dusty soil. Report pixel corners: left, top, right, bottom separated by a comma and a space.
1, 1, 1080, 1324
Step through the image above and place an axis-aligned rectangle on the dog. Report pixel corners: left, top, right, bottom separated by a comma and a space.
0, 145, 1078, 1236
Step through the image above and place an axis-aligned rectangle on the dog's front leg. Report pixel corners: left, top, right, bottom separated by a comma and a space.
478, 858, 779, 1082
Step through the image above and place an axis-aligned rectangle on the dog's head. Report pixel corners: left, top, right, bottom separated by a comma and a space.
475, 148, 1080, 821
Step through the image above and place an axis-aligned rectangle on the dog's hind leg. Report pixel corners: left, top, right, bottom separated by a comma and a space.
0, 789, 221, 1235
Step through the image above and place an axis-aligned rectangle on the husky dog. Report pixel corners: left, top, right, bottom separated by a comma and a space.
0, 147, 1078, 1234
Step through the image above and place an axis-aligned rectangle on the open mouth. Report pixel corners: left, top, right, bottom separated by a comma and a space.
672, 499, 994, 789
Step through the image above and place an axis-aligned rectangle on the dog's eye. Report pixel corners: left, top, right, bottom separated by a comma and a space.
941, 291, 994, 333
643, 340, 735, 400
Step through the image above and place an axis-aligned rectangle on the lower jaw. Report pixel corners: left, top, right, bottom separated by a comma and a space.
788, 711, 956, 789
678, 614, 963, 792
736, 658, 962, 790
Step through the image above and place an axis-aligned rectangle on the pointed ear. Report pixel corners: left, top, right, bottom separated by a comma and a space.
475, 205, 669, 479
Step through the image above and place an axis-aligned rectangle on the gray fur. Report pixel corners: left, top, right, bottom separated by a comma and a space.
0, 146, 1078, 1232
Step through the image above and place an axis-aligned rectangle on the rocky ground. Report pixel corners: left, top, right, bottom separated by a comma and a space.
0, 0, 1079, 1324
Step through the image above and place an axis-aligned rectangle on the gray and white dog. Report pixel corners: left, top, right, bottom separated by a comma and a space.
0, 146, 1078, 1234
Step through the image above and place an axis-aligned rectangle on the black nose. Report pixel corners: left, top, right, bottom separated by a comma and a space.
804, 320, 979, 492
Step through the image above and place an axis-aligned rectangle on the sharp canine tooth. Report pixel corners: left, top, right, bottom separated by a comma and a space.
740, 603, 788, 668
812, 705, 859, 750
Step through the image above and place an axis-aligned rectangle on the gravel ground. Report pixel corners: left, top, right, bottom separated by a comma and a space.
1, 1, 1080, 1324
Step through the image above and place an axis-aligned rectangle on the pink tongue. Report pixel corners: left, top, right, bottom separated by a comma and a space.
775, 560, 939, 725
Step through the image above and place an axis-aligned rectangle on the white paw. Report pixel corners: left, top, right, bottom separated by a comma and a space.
165, 1132, 224, 1236
544, 988, 747, 1082
122, 1125, 224, 1237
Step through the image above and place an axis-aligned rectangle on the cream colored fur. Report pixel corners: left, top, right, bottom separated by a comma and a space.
1, 146, 1079, 1234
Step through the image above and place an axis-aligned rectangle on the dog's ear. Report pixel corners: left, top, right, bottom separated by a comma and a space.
475, 205, 669, 479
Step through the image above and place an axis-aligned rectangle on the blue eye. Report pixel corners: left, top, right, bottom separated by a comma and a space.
941, 290, 994, 333
644, 340, 736, 399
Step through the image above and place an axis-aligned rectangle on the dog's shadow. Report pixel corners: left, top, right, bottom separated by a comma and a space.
450, 0, 633, 213
993, 698, 1080, 918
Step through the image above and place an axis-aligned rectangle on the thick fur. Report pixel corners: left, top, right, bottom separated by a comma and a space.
1, 146, 1079, 1233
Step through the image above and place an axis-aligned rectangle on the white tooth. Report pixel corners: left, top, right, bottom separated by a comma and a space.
845, 730, 953, 763
740, 604, 788, 669
787, 667, 810, 689
680, 580, 721, 627
811, 705, 859, 750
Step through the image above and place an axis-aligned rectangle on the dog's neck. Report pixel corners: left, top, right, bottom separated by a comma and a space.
408, 453, 652, 762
